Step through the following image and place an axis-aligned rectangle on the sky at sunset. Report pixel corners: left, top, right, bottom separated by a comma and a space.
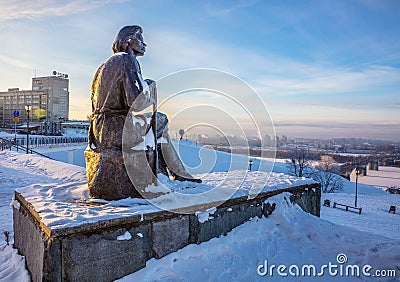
0, 0, 399, 141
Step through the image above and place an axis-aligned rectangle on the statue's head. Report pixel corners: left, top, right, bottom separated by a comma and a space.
112, 25, 146, 56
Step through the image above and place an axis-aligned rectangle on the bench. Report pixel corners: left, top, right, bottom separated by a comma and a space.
333, 202, 362, 214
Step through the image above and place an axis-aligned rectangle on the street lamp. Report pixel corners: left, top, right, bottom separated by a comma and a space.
355, 167, 361, 207
58, 117, 63, 135
25, 105, 31, 154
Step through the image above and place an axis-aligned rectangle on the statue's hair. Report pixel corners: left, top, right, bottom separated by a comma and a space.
112, 25, 143, 53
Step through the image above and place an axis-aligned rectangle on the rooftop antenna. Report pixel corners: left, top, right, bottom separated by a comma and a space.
34, 68, 37, 77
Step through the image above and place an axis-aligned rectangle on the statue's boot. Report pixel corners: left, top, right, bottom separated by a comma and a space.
159, 142, 202, 183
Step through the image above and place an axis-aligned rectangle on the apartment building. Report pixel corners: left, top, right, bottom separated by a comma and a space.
0, 73, 69, 128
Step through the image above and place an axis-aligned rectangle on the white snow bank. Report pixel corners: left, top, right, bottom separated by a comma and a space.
118, 193, 400, 281
172, 139, 277, 175
0, 245, 30, 282
341, 179, 386, 195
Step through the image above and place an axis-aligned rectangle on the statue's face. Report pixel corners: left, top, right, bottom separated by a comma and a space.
128, 31, 146, 56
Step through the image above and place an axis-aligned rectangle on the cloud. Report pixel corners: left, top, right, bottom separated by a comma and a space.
275, 121, 400, 129
273, 120, 400, 141
143, 27, 400, 103
201, 0, 258, 18
124, 26, 400, 134
0, 0, 126, 20
0, 54, 35, 70
143, 28, 245, 76
253, 62, 400, 97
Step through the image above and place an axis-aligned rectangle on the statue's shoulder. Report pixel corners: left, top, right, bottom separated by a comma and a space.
104, 52, 128, 63
104, 52, 138, 70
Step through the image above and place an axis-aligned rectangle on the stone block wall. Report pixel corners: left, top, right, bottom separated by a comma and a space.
13, 183, 320, 282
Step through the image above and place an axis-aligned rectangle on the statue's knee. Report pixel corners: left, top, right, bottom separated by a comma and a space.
156, 112, 168, 123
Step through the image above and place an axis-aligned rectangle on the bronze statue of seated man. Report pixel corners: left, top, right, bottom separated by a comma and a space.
85, 25, 201, 201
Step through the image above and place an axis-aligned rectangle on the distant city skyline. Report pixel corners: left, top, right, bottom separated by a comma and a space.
0, 1, 399, 141
178, 130, 400, 144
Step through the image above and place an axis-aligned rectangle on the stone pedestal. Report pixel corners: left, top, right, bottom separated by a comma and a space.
84, 149, 157, 200
13, 183, 320, 282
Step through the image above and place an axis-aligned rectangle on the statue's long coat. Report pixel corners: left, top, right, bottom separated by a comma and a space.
89, 52, 158, 151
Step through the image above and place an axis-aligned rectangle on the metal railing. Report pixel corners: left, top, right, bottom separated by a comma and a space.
1, 136, 88, 160
14, 136, 88, 147
1, 137, 55, 160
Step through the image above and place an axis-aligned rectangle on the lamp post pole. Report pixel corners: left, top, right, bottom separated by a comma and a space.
249, 160, 253, 171
59, 117, 63, 135
355, 168, 359, 207
25, 105, 31, 154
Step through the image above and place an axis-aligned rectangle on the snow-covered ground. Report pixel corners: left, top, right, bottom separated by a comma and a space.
120, 193, 400, 282
350, 166, 400, 190
0, 141, 399, 281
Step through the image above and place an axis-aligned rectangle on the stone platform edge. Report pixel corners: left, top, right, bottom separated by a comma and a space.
14, 183, 321, 239
13, 183, 321, 282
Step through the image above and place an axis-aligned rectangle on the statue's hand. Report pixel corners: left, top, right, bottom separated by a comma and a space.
145, 79, 157, 105
145, 79, 155, 86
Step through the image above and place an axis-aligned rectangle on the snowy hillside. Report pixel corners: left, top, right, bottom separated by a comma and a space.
0, 141, 399, 281
120, 193, 400, 282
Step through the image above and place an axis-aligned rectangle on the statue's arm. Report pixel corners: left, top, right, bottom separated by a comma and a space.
123, 59, 155, 112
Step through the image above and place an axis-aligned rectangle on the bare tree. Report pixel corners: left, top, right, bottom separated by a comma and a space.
316, 156, 340, 172
312, 156, 343, 193
286, 148, 314, 177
